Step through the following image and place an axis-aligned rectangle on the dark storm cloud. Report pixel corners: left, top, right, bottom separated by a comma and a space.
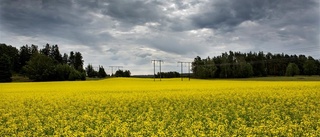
102, 0, 163, 24
0, 0, 319, 74
0, 0, 112, 46
191, 0, 319, 31
0, 0, 78, 33
74, 0, 165, 26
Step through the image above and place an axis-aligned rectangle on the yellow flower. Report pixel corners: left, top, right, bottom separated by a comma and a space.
0, 78, 319, 136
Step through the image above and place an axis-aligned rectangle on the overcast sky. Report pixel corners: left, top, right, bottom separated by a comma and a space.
1, 0, 319, 75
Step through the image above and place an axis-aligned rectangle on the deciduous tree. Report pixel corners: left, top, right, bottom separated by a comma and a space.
285, 63, 300, 76
23, 54, 55, 81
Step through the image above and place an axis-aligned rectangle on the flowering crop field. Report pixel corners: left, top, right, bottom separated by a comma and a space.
0, 78, 320, 136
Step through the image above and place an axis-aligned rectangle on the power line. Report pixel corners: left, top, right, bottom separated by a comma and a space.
109, 66, 123, 76
151, 60, 164, 81
178, 61, 192, 81
159, 60, 163, 81
151, 60, 156, 81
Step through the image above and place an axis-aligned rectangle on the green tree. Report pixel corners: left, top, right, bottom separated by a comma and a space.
86, 64, 98, 78
192, 56, 217, 78
219, 53, 231, 78
316, 59, 320, 76
192, 51, 319, 78
114, 70, 131, 77
298, 55, 307, 75
242, 63, 254, 78
192, 56, 203, 78
68, 68, 81, 81
68, 51, 75, 67
98, 66, 107, 78
62, 53, 68, 64
303, 57, 317, 76
0, 54, 12, 82
50, 45, 62, 64
40, 43, 50, 56
124, 70, 131, 77
0, 44, 19, 72
203, 57, 217, 78
232, 55, 253, 78
74, 52, 84, 71
30, 44, 39, 55
23, 54, 55, 81
157, 71, 180, 78
114, 70, 124, 77
285, 63, 300, 76
54, 64, 72, 81
19, 45, 32, 72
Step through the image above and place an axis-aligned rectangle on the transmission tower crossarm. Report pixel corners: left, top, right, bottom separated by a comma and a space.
151, 60, 164, 81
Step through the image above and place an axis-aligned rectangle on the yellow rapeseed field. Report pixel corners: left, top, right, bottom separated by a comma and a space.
0, 78, 320, 136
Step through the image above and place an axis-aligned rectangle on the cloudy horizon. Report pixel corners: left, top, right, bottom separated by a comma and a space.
1, 0, 319, 75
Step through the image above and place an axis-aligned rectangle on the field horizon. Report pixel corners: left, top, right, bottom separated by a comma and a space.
10, 74, 320, 83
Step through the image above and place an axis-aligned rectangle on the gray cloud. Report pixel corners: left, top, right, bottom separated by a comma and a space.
140, 34, 207, 55
0, 0, 113, 47
0, 0, 319, 75
191, 0, 318, 31
0, 0, 80, 31
135, 52, 152, 58
102, 0, 163, 24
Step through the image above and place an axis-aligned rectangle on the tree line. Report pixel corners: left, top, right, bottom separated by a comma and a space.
2, 43, 319, 82
86, 64, 132, 78
192, 51, 320, 78
0, 43, 87, 81
1, 43, 115, 82
156, 71, 180, 78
